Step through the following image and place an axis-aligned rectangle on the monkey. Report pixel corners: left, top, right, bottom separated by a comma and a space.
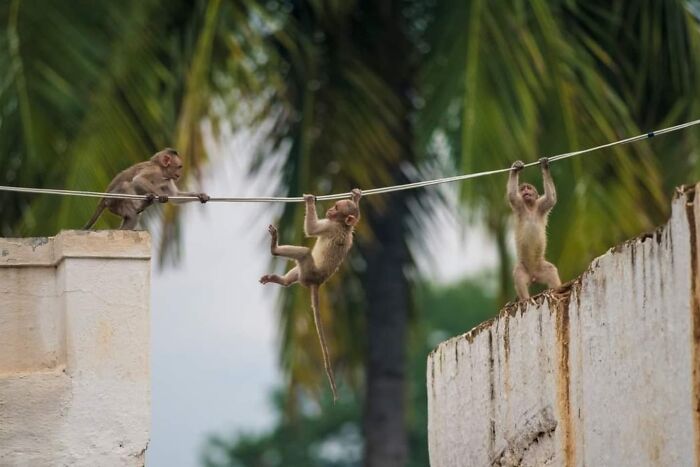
508, 157, 561, 300
259, 188, 362, 402
83, 148, 209, 230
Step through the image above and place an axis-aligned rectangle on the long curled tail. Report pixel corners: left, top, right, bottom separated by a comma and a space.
83, 199, 106, 229
310, 285, 338, 403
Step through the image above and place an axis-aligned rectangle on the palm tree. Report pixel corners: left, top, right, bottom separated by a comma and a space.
2, 1, 420, 463
0, 0, 270, 256
420, 0, 700, 304
255, 2, 423, 464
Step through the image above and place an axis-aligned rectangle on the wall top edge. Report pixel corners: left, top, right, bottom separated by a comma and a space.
0, 230, 151, 267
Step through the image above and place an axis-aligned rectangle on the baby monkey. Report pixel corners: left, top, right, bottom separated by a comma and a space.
260, 188, 362, 401
508, 157, 561, 300
84, 148, 209, 230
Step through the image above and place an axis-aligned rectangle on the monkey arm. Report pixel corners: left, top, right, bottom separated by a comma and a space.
172, 189, 209, 204
538, 168, 557, 213
304, 198, 331, 236
150, 180, 206, 204
171, 192, 195, 203
351, 188, 362, 206
507, 171, 522, 209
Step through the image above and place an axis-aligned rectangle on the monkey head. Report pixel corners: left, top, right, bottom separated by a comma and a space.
326, 199, 360, 226
152, 148, 184, 180
519, 183, 538, 205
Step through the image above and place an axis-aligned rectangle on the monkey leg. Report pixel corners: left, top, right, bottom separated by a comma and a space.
120, 215, 139, 230
513, 263, 531, 300
272, 244, 311, 261
536, 261, 561, 290
267, 225, 311, 260
260, 267, 299, 286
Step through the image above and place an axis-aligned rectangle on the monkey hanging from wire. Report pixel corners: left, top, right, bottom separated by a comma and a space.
260, 188, 362, 402
507, 157, 561, 299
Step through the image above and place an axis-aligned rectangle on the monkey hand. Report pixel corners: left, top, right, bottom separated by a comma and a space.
539, 157, 550, 169
511, 160, 524, 172
303, 194, 316, 203
197, 193, 210, 203
268, 224, 278, 240
145, 193, 157, 203
351, 188, 362, 201
157, 194, 169, 203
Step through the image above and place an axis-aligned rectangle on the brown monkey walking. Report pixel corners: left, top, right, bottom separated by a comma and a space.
259, 188, 362, 401
84, 148, 209, 230
508, 158, 561, 300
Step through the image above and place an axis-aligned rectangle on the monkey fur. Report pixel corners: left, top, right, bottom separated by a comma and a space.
259, 188, 362, 402
83, 148, 209, 230
507, 158, 561, 299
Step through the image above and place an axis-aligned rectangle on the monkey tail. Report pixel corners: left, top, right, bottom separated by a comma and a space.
310, 285, 339, 403
83, 199, 106, 230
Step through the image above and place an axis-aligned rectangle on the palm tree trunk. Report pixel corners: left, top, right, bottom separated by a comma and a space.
361, 190, 410, 467
356, 2, 414, 464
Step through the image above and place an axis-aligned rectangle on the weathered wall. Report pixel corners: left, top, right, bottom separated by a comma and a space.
427, 184, 700, 467
0, 230, 151, 467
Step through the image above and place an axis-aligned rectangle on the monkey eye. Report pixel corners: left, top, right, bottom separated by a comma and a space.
178, 165, 183, 169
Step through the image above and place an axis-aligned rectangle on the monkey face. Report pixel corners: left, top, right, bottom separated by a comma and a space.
519, 184, 538, 204
171, 156, 184, 180
154, 149, 185, 180
326, 202, 343, 220
327, 200, 358, 225
162, 155, 184, 180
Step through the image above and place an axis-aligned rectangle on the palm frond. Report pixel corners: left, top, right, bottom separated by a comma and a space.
420, 0, 700, 287
0, 0, 276, 241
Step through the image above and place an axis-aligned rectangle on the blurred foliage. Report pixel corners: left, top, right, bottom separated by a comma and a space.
249, 0, 415, 399
248, 4, 423, 463
5, 0, 700, 462
0, 0, 273, 260
202, 278, 496, 467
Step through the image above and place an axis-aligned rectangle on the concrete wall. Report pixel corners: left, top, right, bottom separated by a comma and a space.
0, 230, 151, 467
427, 184, 700, 467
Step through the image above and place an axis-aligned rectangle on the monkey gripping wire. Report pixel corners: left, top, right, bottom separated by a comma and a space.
1, 118, 700, 203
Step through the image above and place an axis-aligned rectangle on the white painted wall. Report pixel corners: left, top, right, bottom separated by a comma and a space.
0, 230, 151, 467
428, 184, 700, 467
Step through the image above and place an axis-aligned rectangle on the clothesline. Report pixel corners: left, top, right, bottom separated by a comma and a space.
1, 118, 699, 203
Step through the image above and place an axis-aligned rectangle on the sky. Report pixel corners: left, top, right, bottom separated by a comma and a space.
146, 128, 498, 467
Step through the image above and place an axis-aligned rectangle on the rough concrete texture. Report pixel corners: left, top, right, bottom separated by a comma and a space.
0, 230, 151, 467
427, 184, 700, 467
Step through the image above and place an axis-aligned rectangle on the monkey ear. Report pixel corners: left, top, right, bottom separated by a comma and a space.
159, 153, 172, 166
345, 215, 357, 226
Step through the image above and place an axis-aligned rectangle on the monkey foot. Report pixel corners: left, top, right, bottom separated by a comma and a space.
259, 274, 275, 284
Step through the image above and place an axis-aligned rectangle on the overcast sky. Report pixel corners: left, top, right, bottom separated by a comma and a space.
146, 129, 498, 467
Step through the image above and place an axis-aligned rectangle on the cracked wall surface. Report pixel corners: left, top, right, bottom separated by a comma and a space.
0, 230, 151, 467
427, 184, 700, 467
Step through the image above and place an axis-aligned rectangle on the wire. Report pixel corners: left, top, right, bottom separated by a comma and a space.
1, 118, 700, 203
